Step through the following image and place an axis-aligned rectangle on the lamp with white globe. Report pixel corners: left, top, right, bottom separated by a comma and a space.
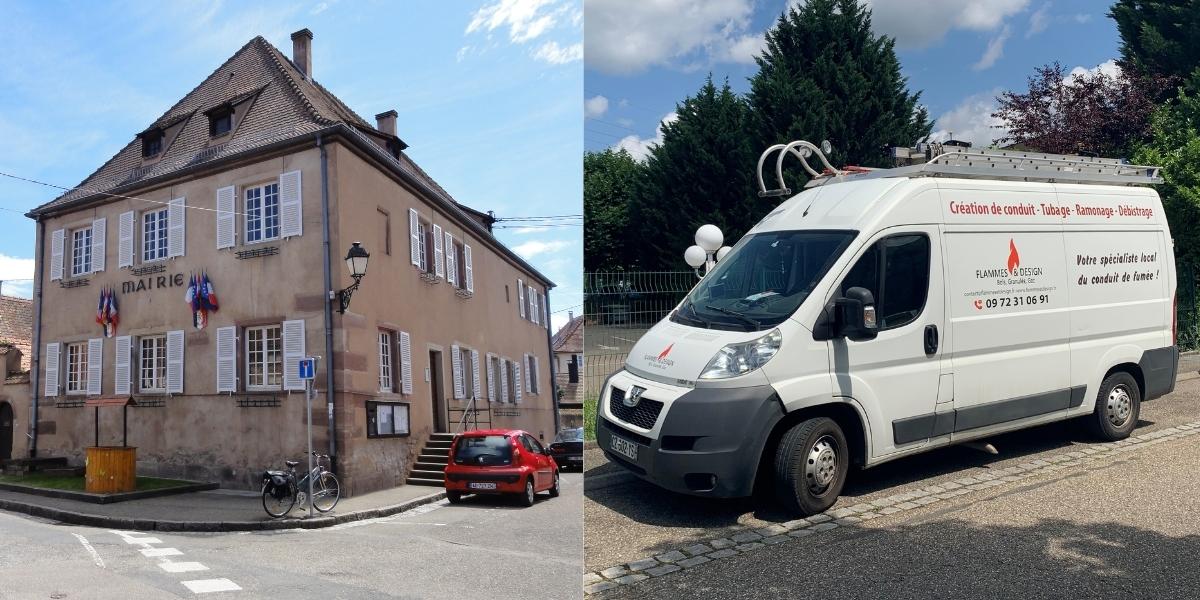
686, 224, 731, 278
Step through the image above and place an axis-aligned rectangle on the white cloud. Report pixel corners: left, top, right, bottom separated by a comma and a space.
511, 226, 552, 234
0, 254, 34, 298
310, 2, 330, 16
929, 89, 1007, 148
972, 25, 1010, 71
533, 41, 582, 64
584, 0, 758, 74
513, 239, 573, 259
584, 95, 609, 118
1069, 59, 1121, 80
863, 0, 1028, 49
467, 0, 560, 43
1027, 2, 1050, 37
613, 112, 678, 161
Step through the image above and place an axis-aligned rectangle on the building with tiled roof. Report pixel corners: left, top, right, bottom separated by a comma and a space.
0, 296, 32, 371
24, 30, 558, 494
552, 314, 583, 427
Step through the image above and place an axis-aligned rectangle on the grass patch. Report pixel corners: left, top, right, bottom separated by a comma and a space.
0, 474, 194, 493
584, 395, 597, 441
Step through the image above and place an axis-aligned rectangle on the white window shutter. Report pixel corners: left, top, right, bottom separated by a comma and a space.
91, 218, 106, 272
486, 354, 496, 402
513, 361, 523, 404
470, 349, 481, 400
166, 330, 184, 394
216, 326, 237, 392
168, 197, 185, 258
451, 343, 464, 400
500, 359, 509, 403
444, 232, 456, 286
118, 211, 135, 268
518, 279, 526, 318
114, 335, 131, 395
87, 338, 103, 395
44, 342, 60, 397
50, 229, 64, 281
433, 224, 445, 278
523, 354, 532, 394
531, 291, 539, 325
216, 186, 236, 249
464, 244, 474, 293
400, 331, 413, 395
279, 170, 303, 238
282, 319, 306, 391
408, 209, 421, 267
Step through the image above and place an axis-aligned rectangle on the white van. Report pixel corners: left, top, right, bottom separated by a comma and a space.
596, 142, 1179, 515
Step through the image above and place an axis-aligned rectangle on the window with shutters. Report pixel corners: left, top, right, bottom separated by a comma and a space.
245, 183, 280, 243
459, 346, 475, 398
71, 227, 92, 276
379, 330, 394, 393
506, 360, 518, 402
141, 208, 169, 262
139, 335, 167, 392
246, 325, 282, 390
66, 342, 87, 394
527, 355, 539, 395
487, 354, 501, 402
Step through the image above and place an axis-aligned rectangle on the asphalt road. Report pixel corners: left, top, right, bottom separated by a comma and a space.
585, 377, 1200, 598
0, 473, 582, 599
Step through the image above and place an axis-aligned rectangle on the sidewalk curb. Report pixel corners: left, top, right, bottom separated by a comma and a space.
0, 488, 447, 532
0, 481, 219, 504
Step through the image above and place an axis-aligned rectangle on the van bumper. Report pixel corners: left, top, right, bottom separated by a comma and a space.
597, 381, 785, 498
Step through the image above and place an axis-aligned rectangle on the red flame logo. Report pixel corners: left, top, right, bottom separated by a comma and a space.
1007, 239, 1020, 273
658, 344, 674, 360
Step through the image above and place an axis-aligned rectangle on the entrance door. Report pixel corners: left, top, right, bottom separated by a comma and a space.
827, 226, 947, 458
0, 401, 13, 461
429, 350, 447, 432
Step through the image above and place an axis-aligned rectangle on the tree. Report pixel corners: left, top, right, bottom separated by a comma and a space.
993, 62, 1158, 157
1132, 76, 1200, 268
748, 0, 930, 186
630, 77, 762, 270
583, 148, 641, 271
1110, 0, 1200, 88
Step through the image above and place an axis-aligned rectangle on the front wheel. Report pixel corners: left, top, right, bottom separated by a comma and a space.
774, 417, 849, 516
1087, 372, 1141, 441
262, 483, 295, 518
312, 472, 341, 513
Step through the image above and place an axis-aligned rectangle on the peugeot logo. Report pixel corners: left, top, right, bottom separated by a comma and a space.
623, 386, 646, 408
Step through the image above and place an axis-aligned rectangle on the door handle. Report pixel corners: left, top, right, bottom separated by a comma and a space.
924, 324, 939, 356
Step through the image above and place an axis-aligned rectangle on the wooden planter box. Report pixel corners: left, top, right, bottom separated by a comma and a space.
85, 446, 136, 494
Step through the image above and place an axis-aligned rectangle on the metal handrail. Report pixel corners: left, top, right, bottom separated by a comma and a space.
757, 140, 842, 197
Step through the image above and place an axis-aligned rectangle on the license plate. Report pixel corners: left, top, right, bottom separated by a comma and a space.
609, 435, 639, 462
468, 482, 497, 490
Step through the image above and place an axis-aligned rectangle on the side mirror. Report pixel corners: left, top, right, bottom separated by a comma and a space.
835, 287, 878, 341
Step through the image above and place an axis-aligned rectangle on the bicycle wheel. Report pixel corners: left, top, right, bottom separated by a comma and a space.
262, 483, 295, 518
312, 472, 341, 513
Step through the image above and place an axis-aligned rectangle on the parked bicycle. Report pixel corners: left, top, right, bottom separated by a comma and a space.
261, 451, 341, 518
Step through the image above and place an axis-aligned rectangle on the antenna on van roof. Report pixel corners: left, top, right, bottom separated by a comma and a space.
756, 140, 842, 198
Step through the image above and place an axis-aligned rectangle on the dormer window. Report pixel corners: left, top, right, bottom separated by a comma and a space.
141, 129, 164, 157
209, 106, 233, 137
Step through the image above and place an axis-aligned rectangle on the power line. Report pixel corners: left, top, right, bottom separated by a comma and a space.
494, 214, 582, 221
1, 170, 258, 218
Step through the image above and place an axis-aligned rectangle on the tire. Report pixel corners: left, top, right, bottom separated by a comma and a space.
312, 472, 341, 513
519, 476, 536, 507
548, 471, 560, 498
261, 483, 295, 518
773, 417, 849, 516
1087, 371, 1141, 441
446, 491, 463, 504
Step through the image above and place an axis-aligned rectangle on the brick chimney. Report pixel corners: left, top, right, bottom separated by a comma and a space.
291, 28, 313, 79
375, 110, 398, 137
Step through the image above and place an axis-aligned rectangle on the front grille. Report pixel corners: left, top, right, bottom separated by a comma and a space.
609, 386, 664, 430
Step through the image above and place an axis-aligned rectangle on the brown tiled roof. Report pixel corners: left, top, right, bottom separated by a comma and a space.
6, 372, 30, 385
555, 373, 583, 405
0, 296, 32, 370
552, 315, 583, 353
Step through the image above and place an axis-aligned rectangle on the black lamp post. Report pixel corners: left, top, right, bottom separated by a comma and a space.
336, 241, 370, 313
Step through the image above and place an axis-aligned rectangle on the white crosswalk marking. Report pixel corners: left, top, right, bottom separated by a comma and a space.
141, 547, 184, 557
71, 534, 105, 568
159, 561, 209, 573
182, 578, 242, 593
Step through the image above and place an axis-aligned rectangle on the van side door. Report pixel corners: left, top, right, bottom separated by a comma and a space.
826, 225, 947, 457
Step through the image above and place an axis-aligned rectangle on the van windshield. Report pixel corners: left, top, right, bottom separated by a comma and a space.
673, 230, 856, 331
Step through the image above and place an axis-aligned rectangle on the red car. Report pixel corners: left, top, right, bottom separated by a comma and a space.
443, 429, 560, 506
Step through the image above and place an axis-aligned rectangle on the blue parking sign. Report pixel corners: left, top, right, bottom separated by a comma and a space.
298, 357, 316, 380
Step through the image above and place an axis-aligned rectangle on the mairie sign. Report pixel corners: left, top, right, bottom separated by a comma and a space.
122, 273, 186, 294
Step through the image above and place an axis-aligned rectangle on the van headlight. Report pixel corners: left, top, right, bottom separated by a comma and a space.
699, 329, 782, 379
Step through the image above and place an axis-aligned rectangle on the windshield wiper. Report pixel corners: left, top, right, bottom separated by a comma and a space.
677, 300, 710, 328
704, 304, 761, 329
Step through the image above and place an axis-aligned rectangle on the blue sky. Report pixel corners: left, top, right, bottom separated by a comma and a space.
584, 0, 1121, 163
0, 0, 583, 330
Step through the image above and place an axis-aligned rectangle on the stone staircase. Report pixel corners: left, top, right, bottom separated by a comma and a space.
405, 432, 457, 487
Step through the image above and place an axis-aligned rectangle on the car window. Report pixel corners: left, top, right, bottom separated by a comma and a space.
452, 435, 513, 466
553, 428, 584, 443
524, 435, 545, 454
840, 233, 930, 331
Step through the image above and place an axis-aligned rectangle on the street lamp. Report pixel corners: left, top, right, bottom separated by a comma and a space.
685, 225, 732, 279
335, 242, 370, 313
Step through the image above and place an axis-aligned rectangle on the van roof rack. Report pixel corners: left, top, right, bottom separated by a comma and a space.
757, 140, 1163, 196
